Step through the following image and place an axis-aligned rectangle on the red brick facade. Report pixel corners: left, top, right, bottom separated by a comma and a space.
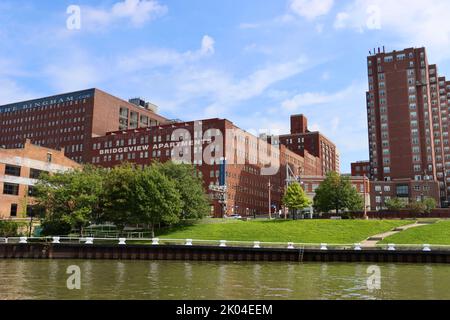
351, 161, 371, 178
0, 140, 81, 218
0, 88, 168, 164
366, 47, 450, 205
1, 89, 336, 217
279, 115, 340, 175
89, 118, 313, 217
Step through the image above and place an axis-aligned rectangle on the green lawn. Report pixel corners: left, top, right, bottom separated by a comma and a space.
157, 219, 412, 244
380, 220, 450, 245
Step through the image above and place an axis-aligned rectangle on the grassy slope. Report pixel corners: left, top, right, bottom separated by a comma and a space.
157, 219, 412, 244
380, 220, 450, 245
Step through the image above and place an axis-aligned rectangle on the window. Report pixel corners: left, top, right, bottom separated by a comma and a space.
129, 112, 138, 129
30, 169, 47, 179
28, 186, 38, 197
119, 107, 129, 130
3, 183, 19, 196
10, 204, 17, 217
5, 165, 21, 177
140, 115, 149, 128
396, 185, 409, 197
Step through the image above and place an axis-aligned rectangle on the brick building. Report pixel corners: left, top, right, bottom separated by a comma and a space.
351, 161, 371, 178
369, 179, 440, 211
366, 47, 450, 206
89, 118, 317, 217
0, 140, 81, 218
300, 175, 371, 213
279, 115, 340, 175
0, 89, 335, 217
0, 88, 168, 164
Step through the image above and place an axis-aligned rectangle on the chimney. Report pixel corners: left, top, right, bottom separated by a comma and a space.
290, 115, 308, 134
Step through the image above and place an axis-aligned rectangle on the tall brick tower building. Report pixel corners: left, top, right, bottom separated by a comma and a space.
366, 47, 450, 205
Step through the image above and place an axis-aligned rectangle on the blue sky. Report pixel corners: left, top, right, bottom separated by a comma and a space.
2, 0, 450, 172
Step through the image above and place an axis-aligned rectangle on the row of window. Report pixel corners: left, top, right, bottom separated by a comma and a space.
4, 165, 47, 179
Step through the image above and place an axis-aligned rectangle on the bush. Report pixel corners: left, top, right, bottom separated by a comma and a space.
40, 219, 72, 236
0, 221, 21, 237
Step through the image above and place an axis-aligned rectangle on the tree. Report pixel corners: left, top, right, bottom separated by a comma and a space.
282, 182, 312, 219
154, 162, 210, 220
313, 172, 364, 215
132, 165, 183, 237
423, 197, 437, 214
408, 197, 437, 215
408, 200, 427, 215
0, 221, 22, 237
384, 197, 406, 211
100, 164, 139, 232
34, 166, 104, 236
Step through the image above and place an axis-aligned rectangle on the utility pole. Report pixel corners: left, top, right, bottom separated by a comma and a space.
268, 179, 272, 219
363, 175, 369, 220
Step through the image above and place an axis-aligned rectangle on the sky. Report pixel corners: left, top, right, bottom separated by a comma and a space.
2, 0, 450, 173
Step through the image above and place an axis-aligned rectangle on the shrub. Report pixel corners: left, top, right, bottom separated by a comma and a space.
0, 221, 21, 237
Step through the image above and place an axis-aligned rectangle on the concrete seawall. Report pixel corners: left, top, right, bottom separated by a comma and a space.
1, 244, 450, 264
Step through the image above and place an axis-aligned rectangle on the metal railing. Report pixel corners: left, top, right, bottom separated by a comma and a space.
1, 236, 449, 252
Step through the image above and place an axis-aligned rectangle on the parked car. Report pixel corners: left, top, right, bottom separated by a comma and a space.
226, 214, 242, 220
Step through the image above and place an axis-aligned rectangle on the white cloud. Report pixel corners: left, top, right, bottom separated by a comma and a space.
41, 49, 107, 92
83, 0, 167, 29
290, 0, 334, 20
0, 58, 38, 105
123, 56, 310, 119
281, 85, 355, 112
194, 57, 309, 117
239, 23, 261, 30
278, 84, 369, 165
117, 35, 215, 72
334, 0, 450, 60
0, 78, 36, 105
200, 35, 215, 55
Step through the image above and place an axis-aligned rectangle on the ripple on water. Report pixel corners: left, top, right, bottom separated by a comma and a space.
0, 260, 449, 300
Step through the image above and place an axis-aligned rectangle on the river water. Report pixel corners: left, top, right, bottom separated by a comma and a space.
0, 260, 449, 300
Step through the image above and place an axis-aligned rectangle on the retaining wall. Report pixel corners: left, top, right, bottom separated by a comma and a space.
1, 244, 449, 264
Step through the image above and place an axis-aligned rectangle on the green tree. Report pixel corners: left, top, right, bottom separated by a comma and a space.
34, 166, 105, 236
100, 164, 139, 232
132, 165, 183, 237
408, 199, 427, 215
384, 197, 406, 211
154, 162, 210, 220
423, 197, 437, 214
407, 197, 437, 215
313, 172, 364, 215
0, 221, 22, 237
282, 182, 312, 219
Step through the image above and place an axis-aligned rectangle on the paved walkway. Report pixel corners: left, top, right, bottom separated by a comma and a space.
361, 222, 428, 248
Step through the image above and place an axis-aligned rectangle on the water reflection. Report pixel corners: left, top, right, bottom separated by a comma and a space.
0, 260, 449, 300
